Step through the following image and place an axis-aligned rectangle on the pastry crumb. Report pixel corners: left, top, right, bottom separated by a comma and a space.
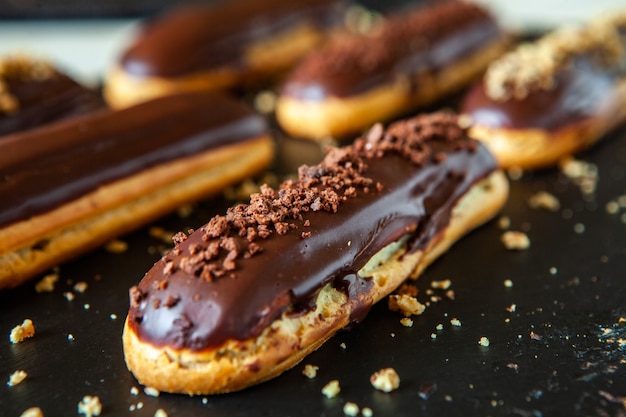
78, 395, 101, 417
478, 336, 490, 347
506, 304, 517, 313
104, 239, 128, 254
20, 408, 43, 417
63, 291, 75, 301
35, 273, 59, 293
450, 318, 462, 327
343, 402, 359, 416
322, 380, 341, 398
388, 294, 425, 316
10, 319, 35, 344
436, 323, 444, 331
501, 231, 530, 250
498, 216, 511, 230
68, 334, 75, 341
130, 386, 139, 395
430, 279, 451, 290
154, 409, 168, 417
110, 314, 117, 320
339, 342, 347, 350
528, 191, 560, 211
431, 333, 437, 339
302, 364, 319, 379
7, 370, 27, 386
144, 386, 160, 397
370, 368, 400, 393
73, 282, 88, 293
362, 406, 374, 417
400, 317, 413, 327
504, 279, 514, 288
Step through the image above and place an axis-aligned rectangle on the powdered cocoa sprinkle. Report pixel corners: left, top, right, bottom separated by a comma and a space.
164, 113, 468, 280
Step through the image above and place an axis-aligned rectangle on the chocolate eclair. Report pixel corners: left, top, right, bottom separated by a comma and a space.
0, 54, 103, 136
0, 92, 273, 289
104, 0, 347, 108
461, 10, 626, 169
123, 112, 509, 395
275, 0, 510, 140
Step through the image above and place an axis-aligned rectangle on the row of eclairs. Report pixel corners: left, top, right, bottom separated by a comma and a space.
2, 0, 625, 395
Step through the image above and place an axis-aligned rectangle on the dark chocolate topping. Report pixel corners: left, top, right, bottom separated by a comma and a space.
121, 0, 345, 78
128, 113, 497, 351
461, 58, 618, 132
281, 0, 500, 100
0, 93, 267, 228
0, 58, 103, 137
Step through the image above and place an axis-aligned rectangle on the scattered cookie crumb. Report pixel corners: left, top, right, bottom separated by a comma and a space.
83, 304, 90, 310
478, 337, 490, 347
370, 368, 400, 393
35, 273, 59, 293
400, 317, 413, 327
506, 304, 517, 313
559, 157, 598, 196
130, 386, 139, 395
504, 279, 514, 288
343, 402, 359, 416
431, 333, 437, 339
7, 370, 27, 386
530, 331, 543, 341
388, 294, 426, 316
430, 279, 451, 290
498, 216, 511, 230
436, 323, 444, 331
506, 363, 519, 371
68, 334, 75, 341
322, 380, 341, 399
63, 292, 75, 301
73, 282, 88, 293
10, 319, 35, 344
501, 231, 530, 250
528, 191, 560, 211
202, 397, 208, 405
154, 409, 168, 417
104, 239, 128, 254
144, 386, 160, 397
450, 318, 462, 327
302, 364, 319, 379
20, 408, 43, 417
362, 406, 374, 417
109, 314, 117, 320
77, 395, 101, 417
339, 342, 347, 350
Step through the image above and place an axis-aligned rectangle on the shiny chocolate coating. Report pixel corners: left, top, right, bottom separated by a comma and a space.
0, 72, 103, 137
128, 129, 496, 351
281, 1, 501, 100
461, 58, 617, 131
121, 0, 345, 78
0, 93, 267, 228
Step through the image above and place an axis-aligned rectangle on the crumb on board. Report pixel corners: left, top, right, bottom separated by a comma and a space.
154, 409, 168, 417
501, 231, 530, 250
68, 334, 75, 341
436, 323, 444, 331
506, 304, 517, 313
144, 386, 160, 397
400, 317, 413, 327
302, 364, 319, 379
78, 395, 101, 417
504, 279, 514, 288
130, 386, 139, 395
559, 157, 598, 196
339, 342, 347, 350
10, 319, 35, 344
479, 337, 491, 347
73, 282, 88, 293
35, 273, 59, 293
7, 370, 27, 386
450, 318, 462, 327
19, 408, 43, 417
104, 239, 128, 254
430, 279, 451, 290
343, 402, 359, 416
322, 380, 341, 398
498, 216, 511, 230
431, 333, 437, 339
528, 191, 560, 211
63, 292, 75, 301
370, 368, 400, 393
362, 407, 374, 417
388, 294, 426, 316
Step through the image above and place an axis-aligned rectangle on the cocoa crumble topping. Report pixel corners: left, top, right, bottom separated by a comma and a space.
157, 113, 470, 282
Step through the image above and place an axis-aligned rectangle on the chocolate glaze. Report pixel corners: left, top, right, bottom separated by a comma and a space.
128, 114, 497, 351
281, 1, 501, 100
0, 93, 267, 228
0, 72, 103, 137
461, 58, 618, 132
121, 0, 345, 78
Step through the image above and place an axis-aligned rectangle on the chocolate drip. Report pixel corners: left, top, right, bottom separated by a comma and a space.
121, 0, 345, 78
0, 73, 103, 137
128, 114, 497, 351
461, 58, 618, 132
0, 93, 267, 228
281, 1, 501, 100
